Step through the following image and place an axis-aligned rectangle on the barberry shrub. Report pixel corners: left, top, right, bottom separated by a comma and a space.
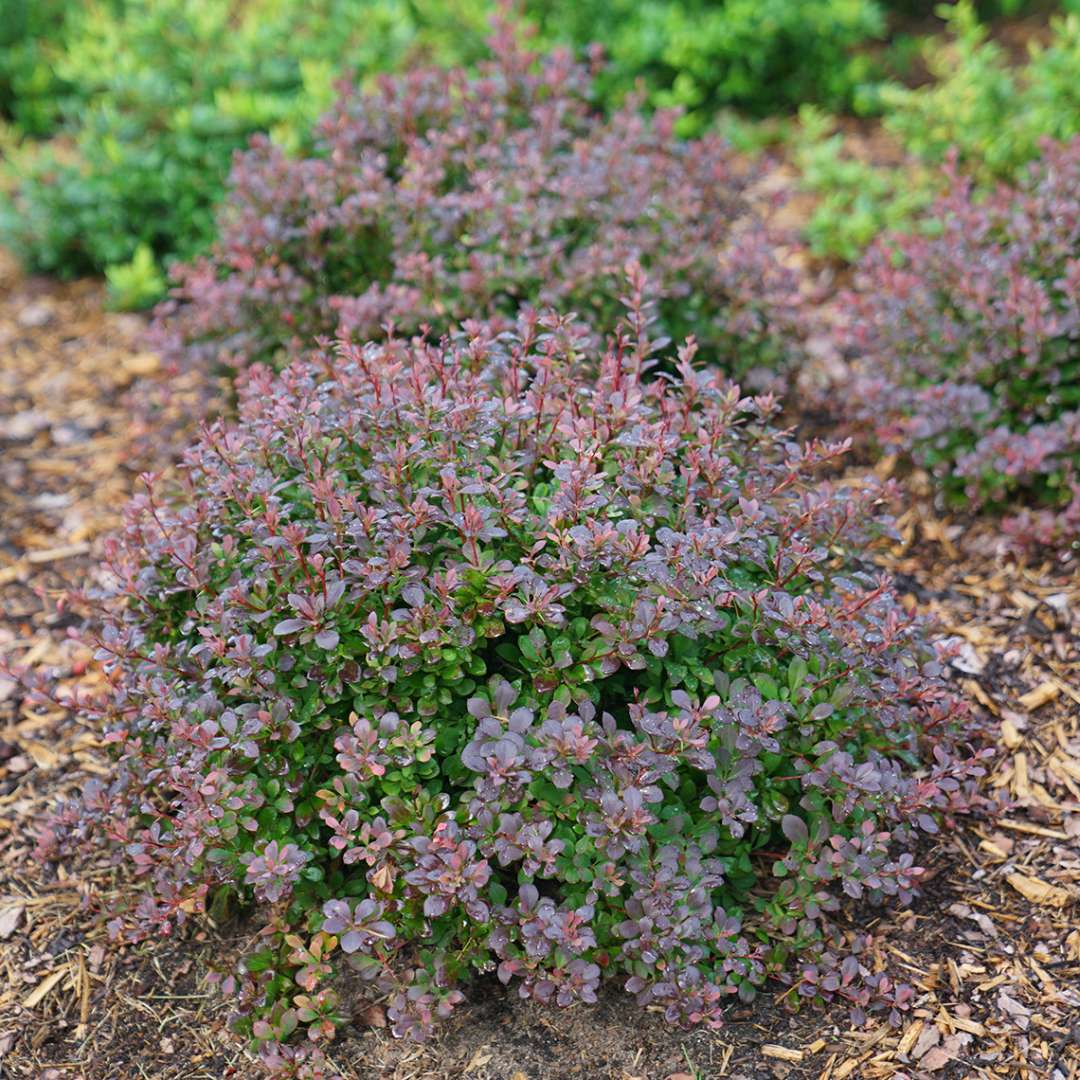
846, 137, 1080, 551
154, 26, 801, 389
58, 309, 982, 1072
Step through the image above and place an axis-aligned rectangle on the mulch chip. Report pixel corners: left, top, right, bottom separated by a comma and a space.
0, 249, 1077, 1079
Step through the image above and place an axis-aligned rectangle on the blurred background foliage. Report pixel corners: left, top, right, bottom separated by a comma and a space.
796, 0, 1080, 259
0, 0, 490, 296
0, 0, 1075, 306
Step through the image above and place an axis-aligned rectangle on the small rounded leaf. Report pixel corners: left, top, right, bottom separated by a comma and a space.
781, 814, 809, 846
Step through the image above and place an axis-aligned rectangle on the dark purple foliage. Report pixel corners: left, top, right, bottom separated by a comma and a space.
845, 137, 1080, 551
52, 302, 984, 1073
152, 23, 801, 393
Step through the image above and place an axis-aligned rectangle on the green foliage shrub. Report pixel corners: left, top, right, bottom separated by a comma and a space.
0, 0, 80, 136
104, 243, 167, 311
796, 2, 1080, 259
524, 0, 889, 131
792, 107, 936, 263
523, 0, 1066, 134
879, 2, 1080, 178
525, 0, 1055, 132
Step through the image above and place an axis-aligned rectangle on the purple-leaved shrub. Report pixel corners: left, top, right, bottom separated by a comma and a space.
845, 137, 1080, 552
51, 301, 984, 1077
152, 22, 801, 391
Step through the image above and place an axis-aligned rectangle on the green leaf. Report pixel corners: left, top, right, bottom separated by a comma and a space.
787, 657, 809, 692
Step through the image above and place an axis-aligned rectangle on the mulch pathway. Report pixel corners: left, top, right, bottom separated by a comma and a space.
0, 251, 1077, 1080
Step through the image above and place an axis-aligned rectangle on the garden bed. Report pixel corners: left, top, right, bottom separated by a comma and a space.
0, 252, 1076, 1080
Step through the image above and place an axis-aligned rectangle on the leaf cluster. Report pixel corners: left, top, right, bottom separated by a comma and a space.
844, 137, 1080, 549
54, 308, 985, 1069
154, 27, 801, 394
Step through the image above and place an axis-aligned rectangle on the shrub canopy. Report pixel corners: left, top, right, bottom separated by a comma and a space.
847, 136, 1080, 549
155, 28, 801, 387
60, 308, 983, 1071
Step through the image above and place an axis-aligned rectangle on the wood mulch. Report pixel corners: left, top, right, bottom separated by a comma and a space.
0, 250, 1077, 1080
